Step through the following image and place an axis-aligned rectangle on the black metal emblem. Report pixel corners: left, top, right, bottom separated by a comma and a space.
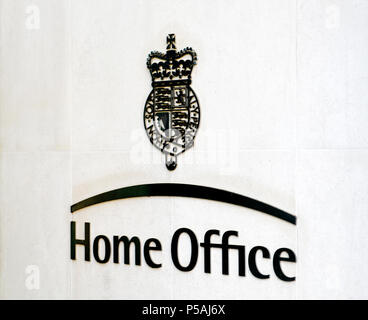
144, 34, 200, 170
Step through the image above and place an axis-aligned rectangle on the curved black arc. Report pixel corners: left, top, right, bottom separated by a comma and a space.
71, 183, 296, 225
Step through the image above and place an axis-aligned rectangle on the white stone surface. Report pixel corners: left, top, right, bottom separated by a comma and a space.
0, 0, 367, 299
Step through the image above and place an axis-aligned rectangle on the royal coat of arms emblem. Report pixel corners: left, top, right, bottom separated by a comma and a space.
144, 34, 200, 170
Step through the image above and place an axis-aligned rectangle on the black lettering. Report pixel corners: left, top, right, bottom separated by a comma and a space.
113, 236, 141, 265
93, 235, 111, 263
70, 221, 90, 261
273, 248, 296, 281
171, 228, 198, 272
200, 229, 220, 273
144, 238, 162, 268
249, 246, 270, 279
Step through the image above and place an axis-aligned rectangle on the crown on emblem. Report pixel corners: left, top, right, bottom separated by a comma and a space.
146, 34, 197, 87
